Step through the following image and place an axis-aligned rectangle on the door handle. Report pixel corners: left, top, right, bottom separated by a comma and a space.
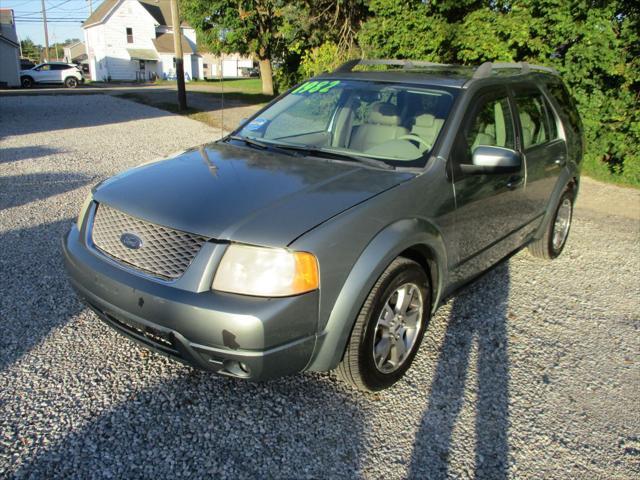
506, 176, 523, 190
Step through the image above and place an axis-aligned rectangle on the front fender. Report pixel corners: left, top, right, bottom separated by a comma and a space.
305, 218, 448, 372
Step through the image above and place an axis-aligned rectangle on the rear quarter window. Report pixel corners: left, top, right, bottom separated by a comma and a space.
545, 81, 582, 137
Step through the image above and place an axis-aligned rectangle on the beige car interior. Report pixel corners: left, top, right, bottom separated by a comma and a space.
349, 102, 409, 151
470, 95, 550, 154
410, 114, 445, 150
344, 99, 448, 159
471, 100, 511, 152
519, 109, 548, 148
257, 87, 452, 162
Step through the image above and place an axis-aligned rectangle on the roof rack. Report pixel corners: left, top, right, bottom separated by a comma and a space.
334, 59, 455, 73
472, 61, 558, 79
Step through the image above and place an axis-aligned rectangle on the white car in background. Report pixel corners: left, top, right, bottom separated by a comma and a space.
20, 63, 84, 89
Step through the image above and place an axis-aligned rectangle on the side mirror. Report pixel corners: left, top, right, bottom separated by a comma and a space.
460, 146, 522, 175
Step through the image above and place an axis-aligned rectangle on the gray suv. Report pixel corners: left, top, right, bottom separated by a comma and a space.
63, 60, 583, 391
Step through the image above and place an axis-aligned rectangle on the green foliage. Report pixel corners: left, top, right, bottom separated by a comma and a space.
299, 42, 359, 78
20, 38, 41, 61
359, 0, 640, 186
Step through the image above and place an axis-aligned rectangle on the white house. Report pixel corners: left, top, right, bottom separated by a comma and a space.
83, 0, 203, 81
63, 41, 87, 65
0, 9, 20, 87
201, 52, 254, 79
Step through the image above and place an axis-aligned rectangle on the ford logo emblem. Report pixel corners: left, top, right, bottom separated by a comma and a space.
120, 232, 143, 250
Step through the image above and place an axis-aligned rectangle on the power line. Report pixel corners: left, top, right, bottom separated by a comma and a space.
16, 0, 75, 17
15, 19, 84, 22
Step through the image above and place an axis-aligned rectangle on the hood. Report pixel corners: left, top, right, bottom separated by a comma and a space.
93, 142, 413, 246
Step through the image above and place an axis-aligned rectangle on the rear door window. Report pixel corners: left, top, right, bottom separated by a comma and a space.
545, 81, 583, 137
513, 88, 553, 149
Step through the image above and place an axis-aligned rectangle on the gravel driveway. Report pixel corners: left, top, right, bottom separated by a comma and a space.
1, 95, 638, 479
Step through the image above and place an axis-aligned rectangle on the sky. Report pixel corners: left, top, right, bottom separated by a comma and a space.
3, 0, 106, 46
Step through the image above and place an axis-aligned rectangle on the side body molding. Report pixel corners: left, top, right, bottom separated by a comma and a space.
306, 218, 448, 372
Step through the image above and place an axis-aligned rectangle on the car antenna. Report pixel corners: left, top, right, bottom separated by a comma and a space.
219, 64, 224, 139
199, 145, 217, 176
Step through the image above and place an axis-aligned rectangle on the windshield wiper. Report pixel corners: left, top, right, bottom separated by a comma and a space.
227, 135, 298, 157
273, 144, 395, 170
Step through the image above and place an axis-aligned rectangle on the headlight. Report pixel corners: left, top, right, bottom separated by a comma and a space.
212, 244, 319, 297
76, 192, 93, 230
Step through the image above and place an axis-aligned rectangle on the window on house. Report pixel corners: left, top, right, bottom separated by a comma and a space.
173, 57, 176, 68
203, 63, 208, 69
126, 28, 133, 44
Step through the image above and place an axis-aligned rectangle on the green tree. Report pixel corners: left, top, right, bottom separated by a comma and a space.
359, 0, 640, 186
181, 0, 369, 94
276, 1, 369, 90
180, 0, 288, 95
20, 38, 41, 61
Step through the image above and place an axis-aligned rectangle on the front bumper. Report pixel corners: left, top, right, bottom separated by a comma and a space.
62, 223, 318, 380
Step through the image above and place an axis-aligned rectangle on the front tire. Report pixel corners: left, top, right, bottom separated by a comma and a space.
64, 77, 79, 88
528, 189, 574, 259
21, 76, 33, 88
336, 257, 431, 392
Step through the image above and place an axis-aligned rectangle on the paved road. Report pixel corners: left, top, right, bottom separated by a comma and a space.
0, 95, 638, 479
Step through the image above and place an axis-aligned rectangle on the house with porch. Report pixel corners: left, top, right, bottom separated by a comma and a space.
83, 0, 202, 81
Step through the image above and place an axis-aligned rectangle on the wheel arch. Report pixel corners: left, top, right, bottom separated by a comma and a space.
306, 218, 448, 372
532, 168, 579, 241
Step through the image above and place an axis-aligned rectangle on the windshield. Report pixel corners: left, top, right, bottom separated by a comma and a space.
236, 79, 456, 168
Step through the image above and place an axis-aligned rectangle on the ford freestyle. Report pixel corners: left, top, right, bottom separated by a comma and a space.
63, 60, 583, 391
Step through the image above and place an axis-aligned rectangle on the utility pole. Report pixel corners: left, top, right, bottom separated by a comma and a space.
52, 33, 59, 60
88, 0, 93, 14
170, 0, 187, 111
41, 0, 50, 61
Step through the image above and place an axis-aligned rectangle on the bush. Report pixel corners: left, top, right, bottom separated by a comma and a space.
299, 42, 359, 79
359, 0, 640, 187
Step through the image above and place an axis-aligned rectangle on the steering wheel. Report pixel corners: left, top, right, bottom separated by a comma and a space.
397, 134, 431, 150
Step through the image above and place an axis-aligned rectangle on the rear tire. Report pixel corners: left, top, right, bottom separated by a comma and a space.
336, 257, 431, 392
64, 77, 79, 88
528, 189, 574, 260
21, 76, 33, 88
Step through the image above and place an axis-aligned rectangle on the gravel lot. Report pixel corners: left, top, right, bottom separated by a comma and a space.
1, 94, 639, 479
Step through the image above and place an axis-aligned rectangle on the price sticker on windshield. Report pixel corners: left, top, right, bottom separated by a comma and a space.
291, 80, 341, 95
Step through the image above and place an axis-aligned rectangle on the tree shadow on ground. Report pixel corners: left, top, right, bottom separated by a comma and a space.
11, 367, 366, 478
409, 263, 511, 479
0, 146, 65, 164
0, 94, 173, 138
0, 173, 92, 211
0, 217, 85, 371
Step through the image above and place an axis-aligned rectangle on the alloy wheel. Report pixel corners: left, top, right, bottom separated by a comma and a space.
372, 283, 424, 373
552, 198, 572, 251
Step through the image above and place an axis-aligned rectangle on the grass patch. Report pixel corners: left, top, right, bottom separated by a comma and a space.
155, 78, 263, 93
204, 78, 263, 93
117, 93, 220, 129
582, 155, 640, 189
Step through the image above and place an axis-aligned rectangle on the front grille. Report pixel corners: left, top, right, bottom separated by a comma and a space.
91, 203, 208, 280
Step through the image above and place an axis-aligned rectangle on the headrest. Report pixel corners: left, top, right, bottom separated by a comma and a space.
413, 114, 436, 128
368, 102, 401, 126
485, 123, 496, 136
519, 111, 533, 129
